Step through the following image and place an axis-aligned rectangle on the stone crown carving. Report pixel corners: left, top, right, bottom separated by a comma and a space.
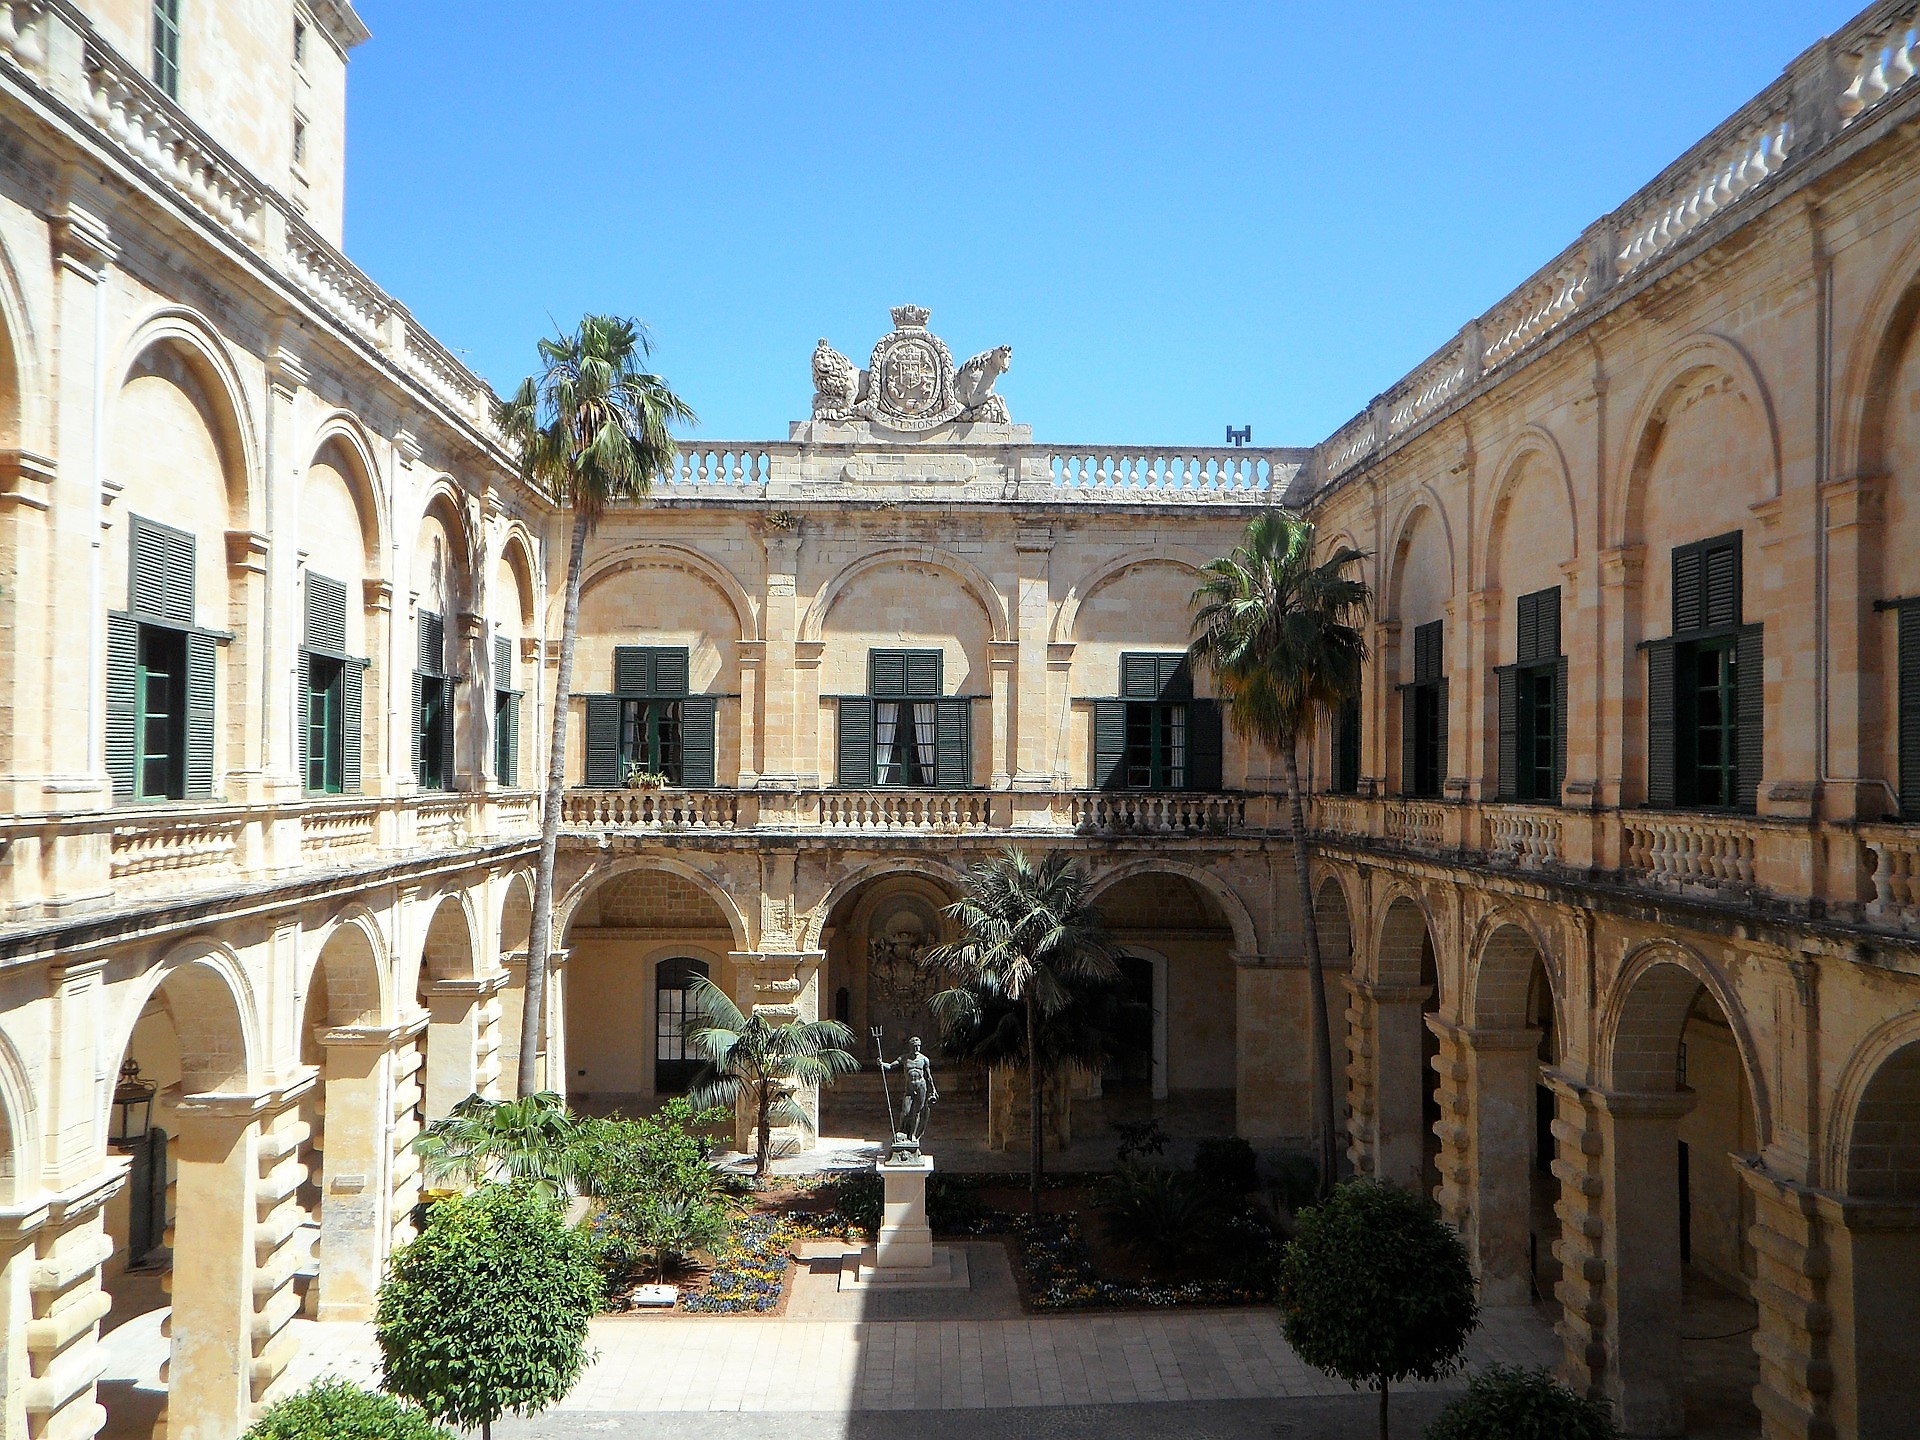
811, 306, 1011, 431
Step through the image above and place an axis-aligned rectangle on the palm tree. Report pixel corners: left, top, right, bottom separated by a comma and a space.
497, 316, 694, 1099
925, 848, 1122, 1215
1189, 509, 1369, 1194
413, 1090, 581, 1200
683, 977, 859, 1177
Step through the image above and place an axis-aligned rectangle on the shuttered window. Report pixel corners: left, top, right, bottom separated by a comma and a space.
1495, 587, 1564, 804
1650, 533, 1760, 812
1095, 653, 1219, 792
1400, 620, 1447, 798
108, 515, 219, 803
493, 635, 521, 787
1892, 600, 1920, 819
1330, 695, 1361, 795
413, 611, 453, 791
581, 645, 714, 786
837, 649, 971, 788
302, 573, 366, 795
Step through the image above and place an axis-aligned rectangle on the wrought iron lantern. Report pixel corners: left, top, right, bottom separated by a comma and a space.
110, 1057, 157, 1148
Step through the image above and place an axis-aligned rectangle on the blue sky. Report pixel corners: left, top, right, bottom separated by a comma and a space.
346, 1, 1861, 447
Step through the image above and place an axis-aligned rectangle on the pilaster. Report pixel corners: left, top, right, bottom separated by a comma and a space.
316, 1017, 425, 1320
1012, 523, 1053, 786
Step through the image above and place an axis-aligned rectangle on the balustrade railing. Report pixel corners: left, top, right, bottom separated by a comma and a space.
815, 790, 994, 832
1313, 794, 1371, 838
1070, 792, 1246, 835
1045, 448, 1289, 496
1385, 800, 1449, 849
0, 2, 50, 76
1861, 823, 1920, 927
560, 789, 742, 830
1838, 8, 1920, 128
111, 808, 244, 888
299, 802, 380, 863
1622, 813, 1756, 888
1484, 808, 1561, 868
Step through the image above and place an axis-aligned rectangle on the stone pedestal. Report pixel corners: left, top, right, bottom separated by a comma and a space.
840, 1157, 971, 1292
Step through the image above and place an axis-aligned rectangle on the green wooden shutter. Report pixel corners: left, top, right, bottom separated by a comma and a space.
1400, 687, 1417, 796
584, 696, 622, 786
905, 650, 942, 698
1552, 656, 1568, 803
838, 697, 874, 786
614, 646, 652, 696
1735, 624, 1764, 814
1901, 603, 1920, 818
654, 647, 691, 697
435, 682, 455, 790
411, 673, 425, 780
494, 635, 513, 689
184, 630, 217, 799
680, 696, 717, 787
1435, 678, 1449, 792
106, 612, 139, 800
1516, 594, 1540, 668
500, 693, 520, 787
1705, 535, 1743, 630
1646, 639, 1677, 809
299, 647, 314, 789
1495, 664, 1520, 801
1673, 543, 1704, 634
934, 699, 971, 788
1413, 621, 1442, 683
1536, 587, 1561, 659
130, 515, 195, 624
1187, 700, 1223, 791
418, 612, 444, 676
1158, 654, 1193, 700
306, 574, 348, 655
1120, 653, 1161, 700
1094, 701, 1127, 789
342, 658, 364, 793
1332, 696, 1360, 794
869, 650, 908, 697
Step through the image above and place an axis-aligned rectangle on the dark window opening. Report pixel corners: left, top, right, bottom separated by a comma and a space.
655, 957, 710, 1095
1331, 695, 1361, 794
1124, 702, 1187, 790
1412, 683, 1443, 797
874, 700, 937, 786
137, 626, 187, 800
620, 698, 684, 784
417, 678, 449, 790
1517, 665, 1557, 802
1676, 637, 1739, 809
152, 0, 181, 97
306, 655, 344, 795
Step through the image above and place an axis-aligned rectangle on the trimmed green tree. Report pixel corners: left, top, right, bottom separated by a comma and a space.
684, 977, 859, 1177
572, 1098, 737, 1280
497, 315, 695, 1099
244, 1380, 451, 1440
1275, 1179, 1479, 1440
1190, 510, 1369, 1193
1426, 1366, 1620, 1440
375, 1183, 603, 1440
413, 1090, 581, 1199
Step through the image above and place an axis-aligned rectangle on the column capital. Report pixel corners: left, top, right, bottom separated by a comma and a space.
0, 1158, 130, 1243
1233, 950, 1301, 970
1343, 977, 1433, 1005
320, 1014, 429, 1050
174, 1067, 319, 1122
428, 973, 509, 1001
987, 641, 1020, 667
1426, 1015, 1541, 1051
1587, 1086, 1696, 1121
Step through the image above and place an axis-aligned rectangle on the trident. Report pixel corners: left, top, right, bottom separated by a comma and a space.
871, 1026, 899, 1144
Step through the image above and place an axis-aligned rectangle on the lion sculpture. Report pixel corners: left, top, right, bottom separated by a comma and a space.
953, 345, 1013, 423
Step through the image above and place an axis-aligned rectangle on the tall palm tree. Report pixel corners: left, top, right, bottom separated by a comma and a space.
683, 977, 859, 1177
925, 848, 1122, 1215
497, 316, 694, 1099
1189, 510, 1369, 1194
413, 1090, 581, 1201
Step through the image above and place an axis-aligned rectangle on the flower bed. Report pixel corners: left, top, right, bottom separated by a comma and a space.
678, 1214, 800, 1314
1010, 1212, 1274, 1311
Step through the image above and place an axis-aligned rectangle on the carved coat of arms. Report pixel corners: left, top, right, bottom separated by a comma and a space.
811, 305, 1011, 430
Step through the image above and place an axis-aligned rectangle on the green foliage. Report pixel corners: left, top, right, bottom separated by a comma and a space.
1093, 1164, 1228, 1267
1193, 1135, 1259, 1194
1425, 1366, 1620, 1440
925, 847, 1124, 1213
828, 1170, 985, 1237
684, 977, 859, 1176
1275, 1180, 1478, 1436
413, 1092, 580, 1200
244, 1380, 451, 1440
1113, 1117, 1169, 1166
376, 1183, 602, 1436
1269, 1151, 1323, 1213
573, 1099, 737, 1281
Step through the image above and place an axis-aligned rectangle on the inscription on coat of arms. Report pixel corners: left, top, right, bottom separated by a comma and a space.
811, 305, 1012, 431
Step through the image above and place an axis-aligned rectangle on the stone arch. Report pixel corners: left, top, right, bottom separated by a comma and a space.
1827, 1012, 1920, 1192
1842, 1038, 1920, 1201
0, 222, 42, 452
803, 545, 1011, 643
1479, 425, 1578, 591
303, 907, 391, 1028
417, 889, 481, 987
1384, 489, 1458, 622
0, 1026, 36, 1206
575, 540, 758, 642
556, 855, 750, 951
498, 869, 534, 957
1611, 332, 1783, 551
1468, 912, 1563, 1034
111, 308, 260, 529
1313, 873, 1356, 973
305, 413, 389, 571
801, 854, 972, 950
495, 525, 541, 632
1374, 889, 1438, 989
414, 479, 479, 617
1602, 941, 1770, 1138
1085, 858, 1258, 955
1050, 546, 1214, 645
1837, 223, 1920, 482
112, 937, 258, 1104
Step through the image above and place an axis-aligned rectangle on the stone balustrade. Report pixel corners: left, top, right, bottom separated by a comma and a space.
0, 2, 50, 76
1838, 7, 1920, 127
0, 790, 540, 922
559, 788, 743, 830
1861, 822, 1920, 930
1385, 799, 1450, 849
1044, 447, 1285, 496
1621, 812, 1758, 889
813, 790, 995, 833
1484, 807, 1562, 868
1069, 791, 1247, 835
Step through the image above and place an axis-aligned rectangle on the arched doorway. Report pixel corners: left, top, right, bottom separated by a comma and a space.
561, 866, 737, 1116
496, 872, 533, 1097
1313, 877, 1356, 1162
1368, 895, 1440, 1194
654, 957, 710, 1095
417, 893, 481, 1120
1603, 957, 1761, 1438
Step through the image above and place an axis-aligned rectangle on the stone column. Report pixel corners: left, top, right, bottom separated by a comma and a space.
1013, 523, 1053, 787
728, 951, 826, 1156
496, 951, 528, 1099
16, 1168, 124, 1440
315, 1020, 422, 1320
1593, 1087, 1696, 1438
1808, 1185, 1920, 1440
1432, 1019, 1541, 1304
1595, 545, 1644, 813
421, 974, 508, 1119
388, 1038, 426, 1252
1734, 1163, 1837, 1440
734, 641, 764, 786
1542, 1071, 1609, 1399
1346, 979, 1432, 1191
544, 948, 570, 1097
758, 530, 801, 785
1235, 952, 1308, 1142
986, 641, 1017, 789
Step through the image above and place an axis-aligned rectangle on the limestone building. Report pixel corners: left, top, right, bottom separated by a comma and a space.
0, 1, 1917, 1438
